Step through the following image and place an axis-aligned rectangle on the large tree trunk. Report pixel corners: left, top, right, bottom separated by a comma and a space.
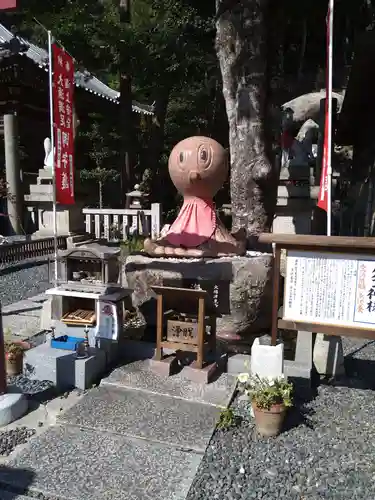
215, 0, 277, 237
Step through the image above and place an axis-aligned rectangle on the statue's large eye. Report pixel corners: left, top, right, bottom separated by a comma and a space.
179, 152, 184, 163
198, 145, 211, 168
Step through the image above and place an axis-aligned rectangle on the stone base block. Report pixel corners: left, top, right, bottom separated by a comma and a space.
227, 353, 251, 375
124, 253, 273, 342
150, 355, 179, 377
313, 333, 345, 377
0, 393, 28, 427
250, 337, 284, 379
181, 361, 218, 384
23, 342, 106, 391
25, 201, 85, 237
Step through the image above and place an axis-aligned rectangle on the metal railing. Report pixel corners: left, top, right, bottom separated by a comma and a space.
0, 235, 67, 264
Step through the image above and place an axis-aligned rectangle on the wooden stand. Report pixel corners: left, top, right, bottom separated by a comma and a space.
150, 286, 218, 383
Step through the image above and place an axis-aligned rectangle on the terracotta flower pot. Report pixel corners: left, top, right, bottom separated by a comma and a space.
252, 402, 286, 437
6, 353, 23, 376
5, 341, 29, 377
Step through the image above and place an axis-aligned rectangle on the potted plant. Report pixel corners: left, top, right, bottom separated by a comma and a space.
5, 341, 26, 376
238, 373, 293, 437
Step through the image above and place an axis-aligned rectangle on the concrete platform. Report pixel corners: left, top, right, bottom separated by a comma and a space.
59, 385, 219, 452
0, 394, 28, 427
24, 342, 106, 391
102, 359, 237, 407
0, 425, 202, 500
2, 294, 47, 342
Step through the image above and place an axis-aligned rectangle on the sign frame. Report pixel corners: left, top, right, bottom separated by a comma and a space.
258, 233, 375, 345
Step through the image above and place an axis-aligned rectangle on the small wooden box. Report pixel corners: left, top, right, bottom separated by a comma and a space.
167, 319, 198, 345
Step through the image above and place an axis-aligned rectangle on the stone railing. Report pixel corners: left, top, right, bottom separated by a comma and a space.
82, 203, 161, 241
0, 235, 67, 264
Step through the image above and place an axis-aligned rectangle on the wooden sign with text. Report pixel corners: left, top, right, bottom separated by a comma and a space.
258, 233, 375, 345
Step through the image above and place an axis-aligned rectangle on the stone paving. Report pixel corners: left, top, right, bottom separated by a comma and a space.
0, 359, 236, 500
0, 293, 237, 499
1, 295, 47, 342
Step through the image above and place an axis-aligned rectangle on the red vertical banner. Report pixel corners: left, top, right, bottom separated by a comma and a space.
52, 44, 75, 205
317, 100, 329, 212
317, 5, 332, 212
0, 0, 17, 9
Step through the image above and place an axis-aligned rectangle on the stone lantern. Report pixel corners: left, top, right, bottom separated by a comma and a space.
126, 184, 149, 210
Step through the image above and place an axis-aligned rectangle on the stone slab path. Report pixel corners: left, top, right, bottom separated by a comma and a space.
0, 359, 237, 500
1, 294, 47, 342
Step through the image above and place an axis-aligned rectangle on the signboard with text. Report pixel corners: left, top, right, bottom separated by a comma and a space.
284, 251, 375, 329
52, 44, 75, 205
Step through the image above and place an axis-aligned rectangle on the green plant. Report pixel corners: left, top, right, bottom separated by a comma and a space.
120, 233, 145, 255
237, 373, 293, 411
5, 341, 25, 361
217, 407, 237, 430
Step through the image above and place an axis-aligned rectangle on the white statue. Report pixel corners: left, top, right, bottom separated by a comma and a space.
43, 137, 54, 170
289, 119, 319, 168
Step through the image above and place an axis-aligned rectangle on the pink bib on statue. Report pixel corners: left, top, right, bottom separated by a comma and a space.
166, 197, 216, 248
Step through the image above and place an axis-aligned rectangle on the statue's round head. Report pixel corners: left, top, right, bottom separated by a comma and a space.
168, 136, 228, 198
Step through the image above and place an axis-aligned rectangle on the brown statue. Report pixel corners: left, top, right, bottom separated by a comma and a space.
144, 136, 246, 257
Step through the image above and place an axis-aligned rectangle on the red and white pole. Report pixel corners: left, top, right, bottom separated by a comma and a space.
318, 0, 334, 236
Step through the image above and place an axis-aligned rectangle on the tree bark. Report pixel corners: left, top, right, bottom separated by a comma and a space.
147, 87, 170, 198
99, 180, 103, 209
215, 0, 277, 237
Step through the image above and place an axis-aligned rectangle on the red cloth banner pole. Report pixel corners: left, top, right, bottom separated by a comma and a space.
52, 45, 75, 205
318, 0, 334, 237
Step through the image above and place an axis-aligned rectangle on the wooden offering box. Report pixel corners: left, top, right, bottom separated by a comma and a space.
151, 285, 218, 382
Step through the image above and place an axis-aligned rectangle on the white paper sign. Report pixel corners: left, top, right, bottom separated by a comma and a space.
95, 301, 118, 340
284, 251, 375, 329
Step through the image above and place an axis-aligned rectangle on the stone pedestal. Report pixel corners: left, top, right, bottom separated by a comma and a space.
124, 253, 273, 343
313, 333, 345, 378
24, 169, 84, 236
23, 342, 106, 391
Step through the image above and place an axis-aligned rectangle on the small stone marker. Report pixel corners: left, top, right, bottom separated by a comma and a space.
250, 337, 284, 379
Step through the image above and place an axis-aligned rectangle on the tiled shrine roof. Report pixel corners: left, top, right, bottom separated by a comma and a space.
0, 23, 154, 115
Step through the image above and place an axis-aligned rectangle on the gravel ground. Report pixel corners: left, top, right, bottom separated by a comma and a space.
0, 261, 50, 307
0, 427, 36, 456
187, 337, 375, 500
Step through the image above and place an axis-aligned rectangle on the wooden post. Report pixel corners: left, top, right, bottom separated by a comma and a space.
0, 304, 7, 395
155, 293, 163, 360
271, 245, 281, 346
197, 297, 205, 369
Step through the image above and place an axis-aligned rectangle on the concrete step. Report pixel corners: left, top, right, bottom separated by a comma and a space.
101, 358, 236, 407
29, 184, 53, 195
24, 193, 52, 203
277, 185, 320, 198
58, 384, 219, 452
